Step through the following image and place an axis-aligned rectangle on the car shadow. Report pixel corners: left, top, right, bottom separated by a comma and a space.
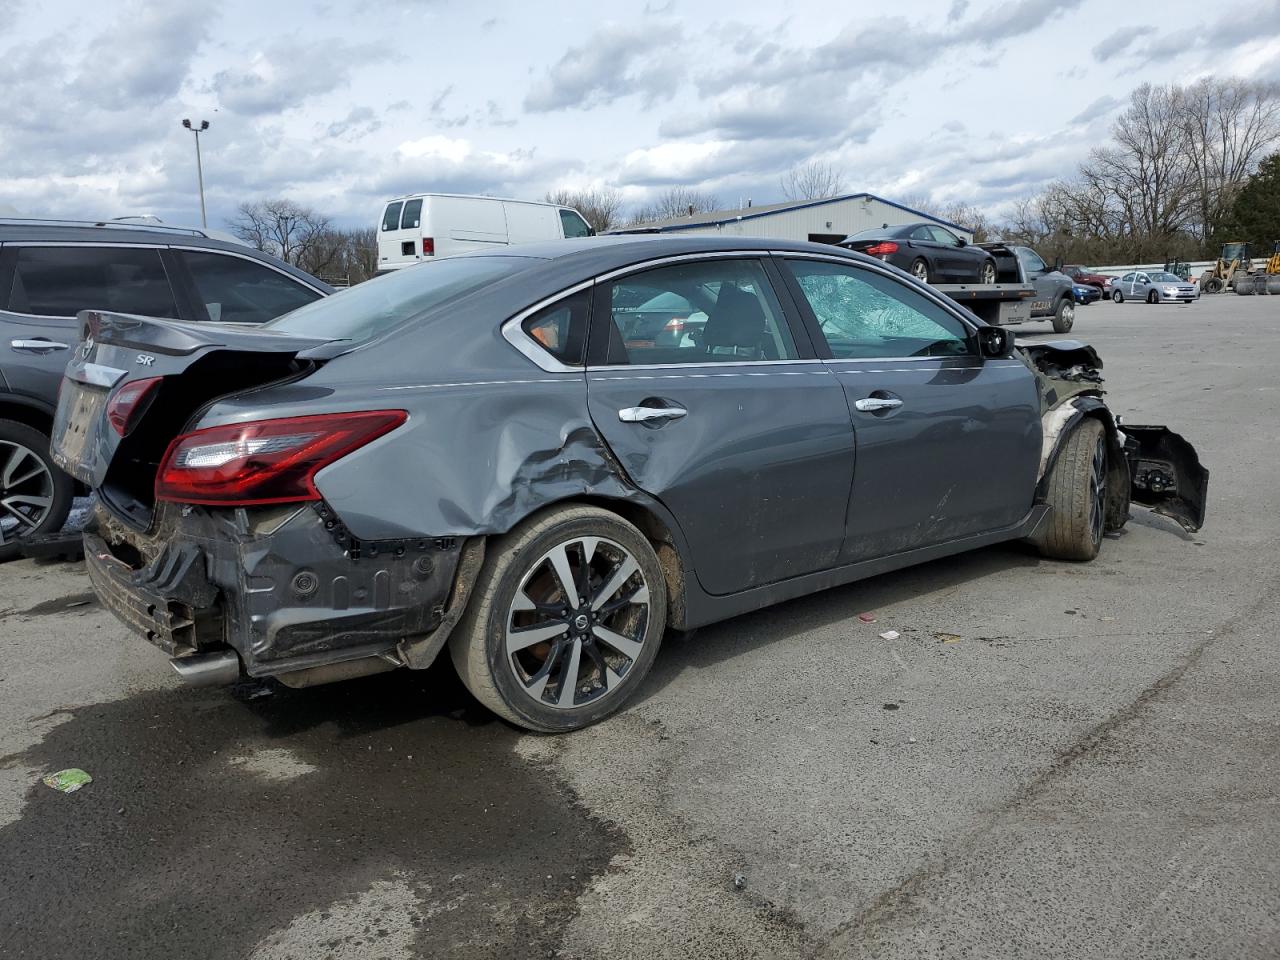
635, 541, 1044, 706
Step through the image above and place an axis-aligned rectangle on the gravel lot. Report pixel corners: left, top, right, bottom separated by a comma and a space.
2, 294, 1277, 960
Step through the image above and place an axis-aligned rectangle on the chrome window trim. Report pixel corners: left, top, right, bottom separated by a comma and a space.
500, 279, 595, 374
168, 245, 330, 295
592, 249, 770, 284
590, 358, 825, 372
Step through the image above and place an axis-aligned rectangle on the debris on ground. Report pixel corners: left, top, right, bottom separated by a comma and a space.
733, 873, 746, 889
878, 630, 900, 640
42, 769, 92, 793
858, 612, 877, 623
883, 703, 900, 711
934, 632, 963, 643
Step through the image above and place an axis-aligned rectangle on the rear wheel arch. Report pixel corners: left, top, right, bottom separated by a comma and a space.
499, 494, 693, 631
0, 398, 54, 435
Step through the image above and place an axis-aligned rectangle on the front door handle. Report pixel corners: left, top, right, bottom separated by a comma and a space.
618, 405, 687, 423
854, 397, 903, 412
11, 338, 70, 353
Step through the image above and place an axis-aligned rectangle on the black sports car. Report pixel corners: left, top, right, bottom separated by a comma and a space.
842, 222, 997, 285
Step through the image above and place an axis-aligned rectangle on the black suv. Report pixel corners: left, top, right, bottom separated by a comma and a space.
0, 219, 332, 558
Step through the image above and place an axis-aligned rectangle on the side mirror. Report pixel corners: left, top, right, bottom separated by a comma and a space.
977, 326, 1014, 359
957, 237, 968, 247
1053, 256, 1065, 272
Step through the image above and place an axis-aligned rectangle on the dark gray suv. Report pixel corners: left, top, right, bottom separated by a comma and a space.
0, 219, 332, 558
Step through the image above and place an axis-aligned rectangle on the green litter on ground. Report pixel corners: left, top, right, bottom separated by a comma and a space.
42, 769, 92, 793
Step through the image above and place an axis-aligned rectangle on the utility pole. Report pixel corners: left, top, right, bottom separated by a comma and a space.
182, 118, 210, 229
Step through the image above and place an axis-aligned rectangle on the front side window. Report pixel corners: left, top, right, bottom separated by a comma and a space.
179, 251, 321, 325
521, 289, 589, 366
7, 246, 177, 318
559, 209, 591, 238
601, 259, 797, 366
785, 259, 974, 360
929, 226, 960, 245
400, 198, 423, 230
1121, 273, 1135, 282
381, 202, 404, 231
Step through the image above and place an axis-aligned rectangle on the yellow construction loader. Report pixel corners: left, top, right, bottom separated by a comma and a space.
1199, 242, 1251, 294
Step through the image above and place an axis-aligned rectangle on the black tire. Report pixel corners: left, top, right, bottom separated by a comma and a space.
1036, 419, 1107, 562
1203, 277, 1223, 294
909, 258, 931, 283
1051, 297, 1075, 333
0, 419, 75, 563
980, 259, 997, 284
449, 504, 667, 732
1147, 290, 1158, 304
1112, 289, 1124, 303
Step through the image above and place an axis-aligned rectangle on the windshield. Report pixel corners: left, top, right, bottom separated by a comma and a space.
266, 256, 534, 340
1149, 272, 1182, 283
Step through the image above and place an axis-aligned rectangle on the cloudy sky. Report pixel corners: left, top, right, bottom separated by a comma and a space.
2, 0, 1279, 230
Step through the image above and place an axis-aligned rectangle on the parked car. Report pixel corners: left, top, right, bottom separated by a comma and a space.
1072, 283, 1103, 305
1062, 265, 1112, 292
841, 222, 997, 284
54, 236, 1207, 732
0, 218, 332, 559
377, 194, 593, 272
1111, 270, 1199, 304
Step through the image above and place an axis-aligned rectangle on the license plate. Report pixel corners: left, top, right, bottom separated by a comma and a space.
50, 380, 108, 482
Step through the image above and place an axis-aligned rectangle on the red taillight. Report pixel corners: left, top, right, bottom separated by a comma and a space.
107, 377, 162, 436
155, 410, 407, 506
664, 316, 686, 332
864, 241, 899, 256
421, 237, 435, 256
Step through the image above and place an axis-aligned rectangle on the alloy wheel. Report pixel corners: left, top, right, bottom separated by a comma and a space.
505, 536, 651, 710
1088, 434, 1107, 545
0, 440, 55, 545
981, 261, 996, 284
911, 260, 929, 281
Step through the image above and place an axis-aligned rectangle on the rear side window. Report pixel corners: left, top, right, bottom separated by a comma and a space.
381, 202, 404, 231
521, 289, 589, 366
267, 255, 531, 340
785, 259, 974, 359
178, 251, 321, 325
6, 246, 177, 318
559, 209, 591, 238
401, 199, 423, 230
601, 259, 798, 366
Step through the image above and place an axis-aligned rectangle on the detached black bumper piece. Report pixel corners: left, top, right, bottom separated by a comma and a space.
1124, 425, 1209, 532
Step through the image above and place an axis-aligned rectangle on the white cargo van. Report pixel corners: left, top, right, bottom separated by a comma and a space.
376, 194, 593, 271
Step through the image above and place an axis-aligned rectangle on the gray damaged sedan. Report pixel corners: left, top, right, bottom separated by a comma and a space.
51, 237, 1209, 731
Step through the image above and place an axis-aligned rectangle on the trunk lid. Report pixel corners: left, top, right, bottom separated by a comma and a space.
52, 310, 339, 523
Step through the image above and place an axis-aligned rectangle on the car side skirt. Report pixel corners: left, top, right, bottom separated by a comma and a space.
678, 505, 1049, 630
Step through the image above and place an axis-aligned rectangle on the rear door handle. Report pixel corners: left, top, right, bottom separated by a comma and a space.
854, 397, 903, 412
618, 405, 687, 423
11, 339, 70, 352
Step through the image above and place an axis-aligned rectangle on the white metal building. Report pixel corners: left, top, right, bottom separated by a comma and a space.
611, 193, 974, 245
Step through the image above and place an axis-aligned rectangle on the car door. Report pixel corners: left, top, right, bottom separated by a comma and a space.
777, 254, 1042, 561
0, 244, 180, 412
928, 226, 970, 279
1134, 273, 1150, 298
585, 255, 855, 596
907, 225, 946, 279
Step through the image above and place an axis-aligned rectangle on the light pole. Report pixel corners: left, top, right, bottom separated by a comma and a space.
182, 118, 210, 229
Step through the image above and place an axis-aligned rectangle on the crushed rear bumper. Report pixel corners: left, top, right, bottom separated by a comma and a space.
87, 501, 467, 680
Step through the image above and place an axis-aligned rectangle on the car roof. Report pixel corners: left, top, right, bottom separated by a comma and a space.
0, 221, 334, 292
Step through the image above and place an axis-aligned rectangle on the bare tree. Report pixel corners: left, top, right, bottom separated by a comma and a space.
780, 161, 846, 201
895, 192, 993, 241
628, 187, 721, 225
1177, 77, 1280, 240
545, 188, 624, 232
229, 200, 334, 271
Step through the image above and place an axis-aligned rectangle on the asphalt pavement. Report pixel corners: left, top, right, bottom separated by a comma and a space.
2, 294, 1277, 959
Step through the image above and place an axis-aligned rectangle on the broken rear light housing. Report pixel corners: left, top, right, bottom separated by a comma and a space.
107, 376, 163, 436
155, 410, 407, 506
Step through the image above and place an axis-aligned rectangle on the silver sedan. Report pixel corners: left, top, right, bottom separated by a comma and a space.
1111, 270, 1199, 304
